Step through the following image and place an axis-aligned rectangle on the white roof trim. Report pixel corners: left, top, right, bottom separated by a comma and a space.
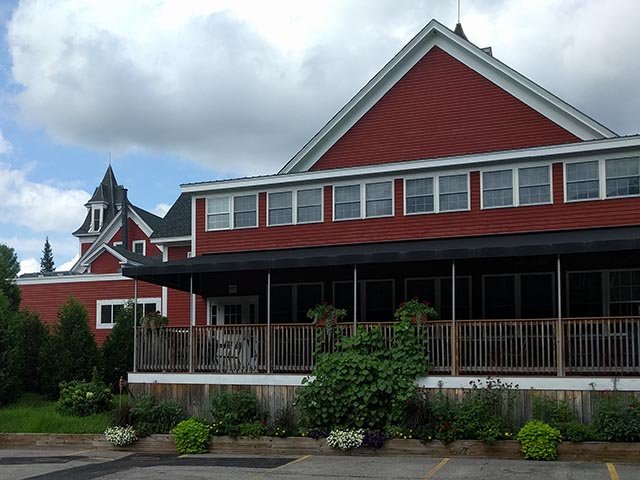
17, 273, 129, 286
182, 135, 640, 195
150, 235, 191, 245
80, 243, 143, 268
278, 19, 616, 174
70, 206, 154, 273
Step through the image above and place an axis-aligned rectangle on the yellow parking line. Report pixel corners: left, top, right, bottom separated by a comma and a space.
422, 457, 450, 480
607, 463, 619, 480
250, 454, 312, 479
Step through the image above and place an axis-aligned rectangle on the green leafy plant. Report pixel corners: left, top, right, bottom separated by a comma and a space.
172, 418, 210, 454
307, 303, 347, 334
19, 311, 48, 394
57, 376, 113, 417
517, 420, 562, 461
238, 421, 268, 437
140, 311, 169, 329
564, 421, 597, 442
101, 301, 135, 389
209, 391, 267, 434
593, 392, 640, 442
296, 318, 428, 430
269, 404, 299, 437
394, 298, 439, 323
131, 394, 185, 437
0, 291, 24, 407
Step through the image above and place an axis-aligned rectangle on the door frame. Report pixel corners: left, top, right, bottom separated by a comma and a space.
207, 296, 260, 325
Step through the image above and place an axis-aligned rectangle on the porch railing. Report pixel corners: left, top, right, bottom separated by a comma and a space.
134, 316, 640, 376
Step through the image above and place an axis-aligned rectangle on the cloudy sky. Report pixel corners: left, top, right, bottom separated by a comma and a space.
1, 0, 639, 273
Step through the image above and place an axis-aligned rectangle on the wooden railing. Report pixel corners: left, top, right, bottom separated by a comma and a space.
134, 317, 640, 376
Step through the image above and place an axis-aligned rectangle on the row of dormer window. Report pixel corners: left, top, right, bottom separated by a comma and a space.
204, 157, 640, 231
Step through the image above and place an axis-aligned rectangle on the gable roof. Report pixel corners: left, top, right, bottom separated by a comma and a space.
74, 165, 126, 236
150, 193, 192, 240
279, 19, 616, 174
81, 243, 162, 269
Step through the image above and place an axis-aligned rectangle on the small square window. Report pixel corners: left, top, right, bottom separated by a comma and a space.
334, 185, 361, 220
297, 188, 322, 223
439, 175, 468, 211
566, 161, 599, 201
268, 191, 293, 225
365, 181, 392, 217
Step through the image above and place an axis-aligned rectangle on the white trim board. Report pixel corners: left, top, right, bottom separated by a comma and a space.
127, 373, 640, 391
16, 273, 130, 286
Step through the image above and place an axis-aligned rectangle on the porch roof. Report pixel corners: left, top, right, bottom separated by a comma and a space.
123, 226, 640, 292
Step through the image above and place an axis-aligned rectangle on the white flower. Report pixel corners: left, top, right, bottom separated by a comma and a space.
105, 426, 137, 447
326, 429, 365, 450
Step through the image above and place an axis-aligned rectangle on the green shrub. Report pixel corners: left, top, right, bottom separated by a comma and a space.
131, 394, 185, 437
209, 392, 267, 432
564, 421, 597, 442
593, 393, 640, 442
0, 291, 24, 407
517, 420, 562, 461
39, 298, 99, 398
296, 318, 428, 430
57, 377, 112, 416
101, 301, 135, 389
172, 418, 210, 454
269, 404, 299, 437
238, 422, 268, 437
19, 311, 48, 394
532, 397, 575, 425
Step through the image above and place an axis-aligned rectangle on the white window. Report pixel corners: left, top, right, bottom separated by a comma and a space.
268, 191, 293, 226
91, 207, 103, 232
96, 298, 160, 329
606, 157, 640, 198
439, 174, 468, 212
405, 177, 434, 214
519, 166, 551, 205
297, 188, 322, 223
365, 181, 393, 217
132, 240, 145, 255
233, 195, 257, 228
206, 197, 230, 230
566, 161, 599, 201
334, 185, 361, 220
482, 170, 513, 208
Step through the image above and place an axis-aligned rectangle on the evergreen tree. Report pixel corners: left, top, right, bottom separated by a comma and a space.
40, 237, 55, 273
0, 243, 21, 311
0, 290, 24, 406
101, 301, 135, 389
20, 311, 50, 393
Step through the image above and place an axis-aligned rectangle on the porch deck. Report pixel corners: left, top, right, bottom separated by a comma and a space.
134, 316, 640, 377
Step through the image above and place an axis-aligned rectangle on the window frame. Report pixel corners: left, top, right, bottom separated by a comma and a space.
96, 297, 161, 329
266, 186, 324, 227
270, 282, 325, 323
479, 163, 553, 210
132, 240, 146, 256
566, 268, 640, 317
403, 171, 471, 215
89, 206, 104, 232
332, 179, 395, 222
564, 159, 602, 203
205, 193, 259, 231
605, 156, 640, 199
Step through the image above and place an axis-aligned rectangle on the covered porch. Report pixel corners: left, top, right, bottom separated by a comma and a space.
124, 226, 640, 377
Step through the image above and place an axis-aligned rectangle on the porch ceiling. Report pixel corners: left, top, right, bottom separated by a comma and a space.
123, 226, 640, 292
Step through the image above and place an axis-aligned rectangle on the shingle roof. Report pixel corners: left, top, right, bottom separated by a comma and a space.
111, 245, 162, 265
131, 205, 163, 232
74, 166, 124, 236
150, 193, 192, 239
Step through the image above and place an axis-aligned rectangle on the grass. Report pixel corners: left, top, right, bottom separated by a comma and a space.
0, 393, 127, 434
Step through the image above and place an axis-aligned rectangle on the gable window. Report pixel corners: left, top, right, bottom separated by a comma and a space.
91, 207, 103, 232
405, 177, 434, 214
566, 161, 599, 201
365, 181, 393, 217
132, 240, 145, 255
482, 170, 513, 208
606, 157, 640, 198
233, 195, 257, 228
439, 174, 468, 211
334, 185, 361, 220
297, 188, 322, 223
97, 298, 160, 329
206, 197, 230, 230
268, 192, 293, 226
519, 166, 551, 205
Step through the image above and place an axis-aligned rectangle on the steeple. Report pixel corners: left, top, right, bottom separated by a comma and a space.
453, 22, 468, 41
87, 164, 119, 205
74, 165, 126, 237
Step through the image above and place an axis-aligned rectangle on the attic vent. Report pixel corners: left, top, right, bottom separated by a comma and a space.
481, 46, 493, 57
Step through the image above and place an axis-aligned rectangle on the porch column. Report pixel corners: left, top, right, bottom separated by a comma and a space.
267, 269, 272, 374
133, 277, 138, 373
556, 255, 565, 376
353, 265, 358, 331
451, 260, 458, 375
189, 273, 194, 373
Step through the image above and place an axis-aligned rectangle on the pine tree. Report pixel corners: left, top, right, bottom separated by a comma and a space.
40, 237, 55, 273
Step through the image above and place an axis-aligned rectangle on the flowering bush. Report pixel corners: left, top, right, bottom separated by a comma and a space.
394, 299, 439, 323
57, 379, 112, 416
326, 428, 365, 450
307, 303, 347, 333
105, 426, 137, 447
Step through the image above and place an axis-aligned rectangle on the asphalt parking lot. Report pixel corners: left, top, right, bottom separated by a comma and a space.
0, 449, 637, 480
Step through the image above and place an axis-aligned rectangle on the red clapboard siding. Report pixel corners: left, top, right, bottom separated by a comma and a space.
19, 279, 162, 345
91, 251, 122, 274
195, 163, 640, 255
109, 219, 162, 257
167, 245, 192, 326
310, 47, 579, 171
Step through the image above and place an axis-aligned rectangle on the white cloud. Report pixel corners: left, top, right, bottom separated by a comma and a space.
19, 257, 38, 275
0, 163, 90, 233
152, 202, 171, 217
0, 130, 12, 155
58, 253, 79, 272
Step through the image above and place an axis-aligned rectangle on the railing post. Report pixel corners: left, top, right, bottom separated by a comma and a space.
189, 326, 195, 373
353, 264, 358, 334
189, 274, 194, 373
451, 260, 458, 375
267, 270, 272, 374
556, 255, 565, 376
133, 277, 138, 373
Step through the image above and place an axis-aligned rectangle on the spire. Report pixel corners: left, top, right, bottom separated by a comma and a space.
87, 164, 119, 204
453, 22, 468, 41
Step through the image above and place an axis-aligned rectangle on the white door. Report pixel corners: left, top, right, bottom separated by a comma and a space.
208, 296, 259, 325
